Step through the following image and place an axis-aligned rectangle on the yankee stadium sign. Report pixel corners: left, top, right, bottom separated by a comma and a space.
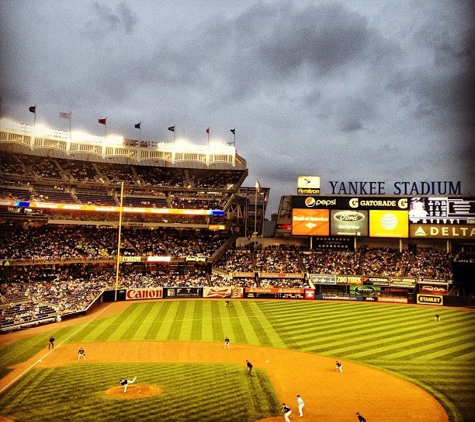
328, 181, 462, 196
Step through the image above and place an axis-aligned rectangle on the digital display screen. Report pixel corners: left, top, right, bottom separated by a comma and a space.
330, 209, 368, 236
409, 197, 447, 221
369, 210, 409, 238
292, 208, 329, 236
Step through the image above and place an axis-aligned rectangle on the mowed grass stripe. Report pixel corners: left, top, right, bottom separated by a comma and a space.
238, 301, 272, 346
167, 301, 188, 340
127, 302, 158, 341
83, 304, 142, 342
144, 300, 173, 339
245, 302, 286, 348
324, 328, 473, 360
209, 301, 224, 342
191, 300, 204, 341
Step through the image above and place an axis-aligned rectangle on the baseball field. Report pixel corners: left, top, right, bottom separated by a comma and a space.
0, 299, 474, 422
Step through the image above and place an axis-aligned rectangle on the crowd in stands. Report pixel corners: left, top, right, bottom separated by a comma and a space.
0, 153, 244, 213
0, 238, 457, 331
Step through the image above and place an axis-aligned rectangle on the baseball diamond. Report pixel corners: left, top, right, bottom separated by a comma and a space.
0, 299, 474, 422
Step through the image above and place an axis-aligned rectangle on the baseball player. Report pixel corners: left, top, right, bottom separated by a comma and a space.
119, 376, 137, 393
48, 336, 55, 349
356, 412, 367, 421
224, 336, 230, 349
77, 347, 86, 361
282, 403, 292, 422
296, 394, 304, 416
246, 360, 253, 377
335, 360, 343, 373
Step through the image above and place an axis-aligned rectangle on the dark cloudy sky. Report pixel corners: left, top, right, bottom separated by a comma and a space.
1, 0, 474, 214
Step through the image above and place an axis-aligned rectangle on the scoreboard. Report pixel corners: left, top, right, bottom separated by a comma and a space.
409, 197, 475, 224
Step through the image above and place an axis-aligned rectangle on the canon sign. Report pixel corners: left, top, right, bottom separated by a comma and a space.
126, 288, 163, 300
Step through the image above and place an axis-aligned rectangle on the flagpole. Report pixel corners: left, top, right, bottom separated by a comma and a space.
104, 118, 107, 137
114, 181, 124, 302
33, 105, 37, 126
254, 186, 258, 236
69, 112, 72, 139
207, 127, 210, 146
261, 191, 266, 237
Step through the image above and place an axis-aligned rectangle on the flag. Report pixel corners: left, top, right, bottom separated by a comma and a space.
255, 181, 261, 192
98, 118, 106, 125
168, 126, 175, 132
230, 128, 235, 135
29, 106, 36, 113
59, 112, 71, 119
206, 127, 210, 134
134, 123, 141, 129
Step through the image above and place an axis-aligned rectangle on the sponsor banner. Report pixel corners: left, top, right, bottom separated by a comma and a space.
364, 276, 389, 286
297, 188, 321, 195
351, 285, 380, 296
292, 208, 329, 236
121, 256, 142, 263
203, 287, 232, 298
330, 209, 368, 236
246, 287, 304, 294
389, 278, 416, 288
232, 272, 255, 278
292, 196, 409, 210
381, 286, 411, 293
418, 284, 449, 295
378, 296, 408, 304
410, 224, 475, 239
185, 256, 207, 262
147, 256, 172, 262
304, 289, 316, 300
310, 274, 336, 285
231, 287, 244, 299
317, 294, 357, 301
164, 287, 202, 298
258, 272, 304, 279
417, 294, 444, 305
126, 288, 163, 300
369, 210, 409, 238
336, 275, 363, 285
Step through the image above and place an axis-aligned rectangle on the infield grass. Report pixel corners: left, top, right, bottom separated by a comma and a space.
0, 300, 474, 422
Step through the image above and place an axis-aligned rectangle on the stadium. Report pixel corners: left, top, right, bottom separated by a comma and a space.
0, 119, 474, 422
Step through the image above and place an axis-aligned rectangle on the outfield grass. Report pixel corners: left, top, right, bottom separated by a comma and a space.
0, 300, 474, 422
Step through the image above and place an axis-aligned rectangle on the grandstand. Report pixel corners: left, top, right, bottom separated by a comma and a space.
0, 118, 474, 333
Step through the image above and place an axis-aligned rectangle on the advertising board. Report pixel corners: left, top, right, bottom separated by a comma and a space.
292, 208, 329, 236
330, 209, 368, 236
369, 210, 409, 238
410, 224, 475, 239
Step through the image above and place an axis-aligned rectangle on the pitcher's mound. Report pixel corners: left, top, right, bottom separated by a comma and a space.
105, 384, 162, 399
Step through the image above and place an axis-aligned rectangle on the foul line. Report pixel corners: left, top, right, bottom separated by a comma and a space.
0, 303, 114, 394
